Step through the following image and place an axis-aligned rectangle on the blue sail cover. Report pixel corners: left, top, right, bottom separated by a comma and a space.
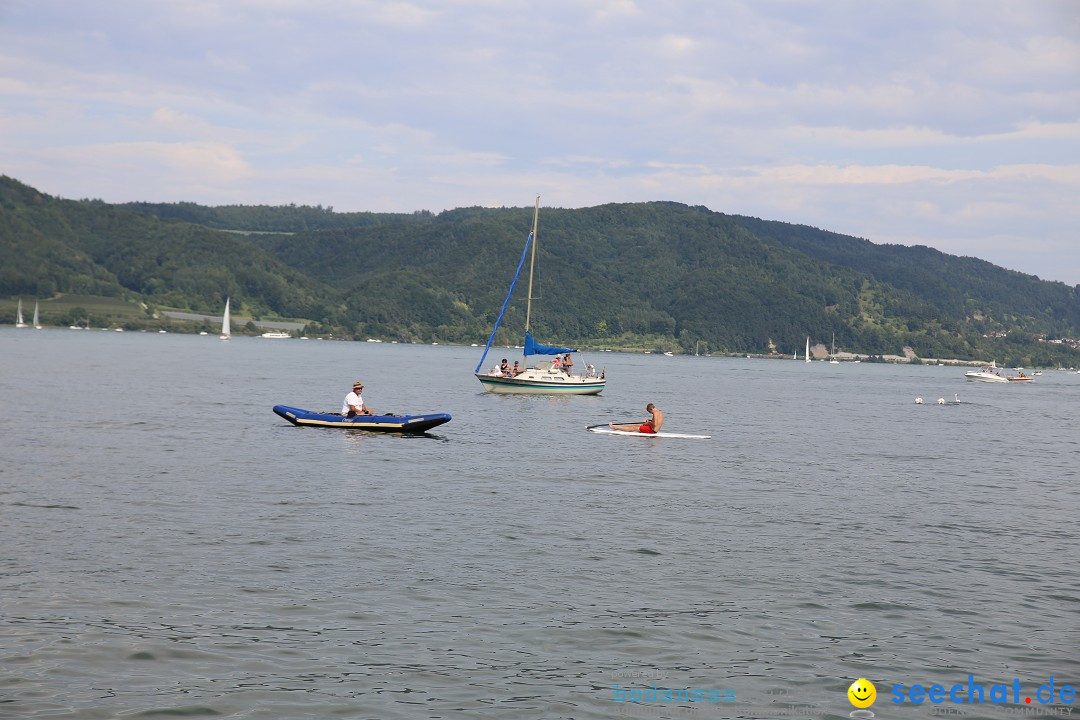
524, 331, 573, 357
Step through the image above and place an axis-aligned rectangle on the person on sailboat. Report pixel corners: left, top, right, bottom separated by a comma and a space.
499, 358, 511, 376
551, 355, 562, 372
511, 360, 522, 376
342, 381, 374, 417
609, 404, 664, 435
562, 353, 573, 375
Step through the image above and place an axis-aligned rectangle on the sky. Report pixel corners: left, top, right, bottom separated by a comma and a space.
2, 1, 1079, 285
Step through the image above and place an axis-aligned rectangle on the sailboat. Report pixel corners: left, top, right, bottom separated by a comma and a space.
32, 301, 41, 329
219, 297, 231, 340
805, 336, 811, 363
474, 197, 605, 394
15, 299, 27, 328
829, 332, 839, 363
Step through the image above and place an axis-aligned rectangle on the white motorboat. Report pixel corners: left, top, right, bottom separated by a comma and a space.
964, 362, 1009, 383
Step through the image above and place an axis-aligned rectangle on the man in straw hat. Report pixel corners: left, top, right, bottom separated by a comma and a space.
342, 380, 374, 417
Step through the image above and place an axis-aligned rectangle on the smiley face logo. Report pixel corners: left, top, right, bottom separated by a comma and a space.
848, 678, 876, 708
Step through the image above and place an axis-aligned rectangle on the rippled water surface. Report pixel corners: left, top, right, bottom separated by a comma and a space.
2, 329, 1078, 719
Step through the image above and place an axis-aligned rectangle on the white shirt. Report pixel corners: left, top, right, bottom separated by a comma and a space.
342, 391, 364, 415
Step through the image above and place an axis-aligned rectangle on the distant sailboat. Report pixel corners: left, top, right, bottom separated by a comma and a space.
805, 336, 811, 363
32, 301, 41, 329
15, 299, 27, 328
830, 332, 839, 363
219, 297, 231, 340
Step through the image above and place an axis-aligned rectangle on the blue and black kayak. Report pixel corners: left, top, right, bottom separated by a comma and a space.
273, 405, 451, 433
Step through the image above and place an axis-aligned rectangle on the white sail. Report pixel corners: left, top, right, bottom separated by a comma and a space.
33, 301, 41, 329
15, 299, 27, 327
220, 297, 231, 340
805, 335, 811, 363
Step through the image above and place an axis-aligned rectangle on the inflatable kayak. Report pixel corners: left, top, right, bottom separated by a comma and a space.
273, 405, 451, 432
587, 424, 711, 439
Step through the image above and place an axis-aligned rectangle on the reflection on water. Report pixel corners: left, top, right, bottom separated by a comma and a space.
1, 329, 1078, 719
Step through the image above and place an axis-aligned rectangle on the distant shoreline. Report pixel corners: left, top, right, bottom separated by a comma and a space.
159, 310, 304, 331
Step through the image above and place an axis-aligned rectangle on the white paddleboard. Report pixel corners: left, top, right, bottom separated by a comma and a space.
587, 424, 711, 439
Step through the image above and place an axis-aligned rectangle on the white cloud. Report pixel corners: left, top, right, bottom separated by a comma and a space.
39, 141, 251, 185
658, 34, 697, 56
370, 2, 437, 26
591, 0, 642, 23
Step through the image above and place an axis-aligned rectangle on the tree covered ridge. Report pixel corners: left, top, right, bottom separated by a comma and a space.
3, 175, 1079, 365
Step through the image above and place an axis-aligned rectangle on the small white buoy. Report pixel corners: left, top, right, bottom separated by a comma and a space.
915, 397, 924, 404
954, 394, 960, 404
937, 398, 945, 405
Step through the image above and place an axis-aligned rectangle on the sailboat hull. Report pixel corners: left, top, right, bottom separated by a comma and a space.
475, 372, 605, 395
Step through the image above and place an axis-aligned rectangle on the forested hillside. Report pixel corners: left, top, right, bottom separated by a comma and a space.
729, 216, 1080, 338
1, 177, 339, 325
3, 175, 1079, 366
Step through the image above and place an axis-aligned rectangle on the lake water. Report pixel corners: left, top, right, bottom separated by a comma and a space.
2, 329, 1078, 720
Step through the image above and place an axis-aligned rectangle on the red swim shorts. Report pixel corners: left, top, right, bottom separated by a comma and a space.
639, 424, 656, 434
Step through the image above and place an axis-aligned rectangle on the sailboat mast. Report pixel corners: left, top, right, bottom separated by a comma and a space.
524, 195, 540, 332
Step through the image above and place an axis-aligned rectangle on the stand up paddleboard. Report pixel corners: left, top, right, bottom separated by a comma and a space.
587, 424, 711, 439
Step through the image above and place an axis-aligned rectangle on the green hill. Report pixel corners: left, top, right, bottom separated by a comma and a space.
729, 215, 1080, 338
1, 176, 340, 329
3, 175, 1079, 366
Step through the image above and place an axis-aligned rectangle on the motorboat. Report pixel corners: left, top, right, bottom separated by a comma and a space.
964, 362, 1009, 383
